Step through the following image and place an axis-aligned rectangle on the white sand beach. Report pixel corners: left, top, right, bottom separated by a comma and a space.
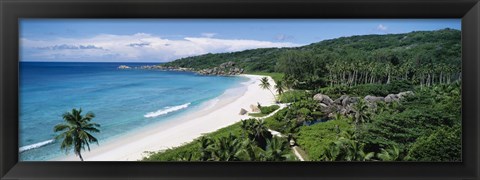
58, 74, 276, 161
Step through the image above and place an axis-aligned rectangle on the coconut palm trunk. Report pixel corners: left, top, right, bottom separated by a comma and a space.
78, 152, 84, 161
259, 77, 278, 102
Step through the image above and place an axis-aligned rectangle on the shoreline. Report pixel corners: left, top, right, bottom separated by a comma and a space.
57, 74, 276, 161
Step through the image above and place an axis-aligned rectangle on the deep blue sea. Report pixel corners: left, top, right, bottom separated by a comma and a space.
19, 62, 247, 161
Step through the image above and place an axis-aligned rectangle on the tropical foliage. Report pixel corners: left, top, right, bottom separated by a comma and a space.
249, 105, 280, 117
292, 82, 461, 161
163, 28, 461, 90
144, 119, 294, 161
53, 108, 101, 161
145, 29, 461, 162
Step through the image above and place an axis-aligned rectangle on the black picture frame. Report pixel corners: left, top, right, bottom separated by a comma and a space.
1, 0, 479, 179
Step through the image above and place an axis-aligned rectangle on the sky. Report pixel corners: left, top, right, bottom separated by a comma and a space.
20, 19, 461, 62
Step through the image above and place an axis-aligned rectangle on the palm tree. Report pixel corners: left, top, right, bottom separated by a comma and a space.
324, 131, 375, 161
239, 138, 263, 161
377, 145, 400, 161
357, 149, 375, 161
241, 119, 273, 149
352, 99, 371, 128
53, 108, 100, 161
176, 152, 195, 161
259, 77, 276, 100
353, 99, 372, 138
198, 136, 214, 161
212, 133, 242, 161
275, 80, 286, 95
283, 75, 297, 90
261, 137, 289, 161
321, 143, 340, 161
374, 101, 388, 114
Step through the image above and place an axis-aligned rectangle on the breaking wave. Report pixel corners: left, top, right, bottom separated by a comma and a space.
19, 139, 55, 153
144, 103, 191, 118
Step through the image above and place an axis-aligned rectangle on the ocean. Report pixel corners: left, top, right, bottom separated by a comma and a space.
19, 62, 247, 161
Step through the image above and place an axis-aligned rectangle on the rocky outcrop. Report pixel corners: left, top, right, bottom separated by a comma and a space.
219, 61, 235, 69
250, 104, 261, 113
343, 96, 359, 107
314, 91, 414, 117
364, 95, 385, 103
384, 91, 414, 102
384, 94, 398, 103
138, 65, 193, 72
339, 104, 355, 116
313, 93, 334, 105
196, 61, 244, 76
133, 61, 244, 76
335, 95, 349, 105
398, 91, 414, 99
239, 108, 248, 115
314, 93, 355, 116
118, 65, 131, 69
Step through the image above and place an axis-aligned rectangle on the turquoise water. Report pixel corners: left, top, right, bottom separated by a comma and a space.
19, 62, 247, 161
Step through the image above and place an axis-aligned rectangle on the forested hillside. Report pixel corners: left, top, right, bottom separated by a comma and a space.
144, 28, 462, 162
164, 28, 461, 89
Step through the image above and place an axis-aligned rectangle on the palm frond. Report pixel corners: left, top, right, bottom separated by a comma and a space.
53, 108, 101, 161
53, 124, 71, 132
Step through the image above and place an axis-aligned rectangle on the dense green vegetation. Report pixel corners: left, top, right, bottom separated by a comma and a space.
144, 119, 295, 161
163, 29, 461, 89
248, 72, 285, 83
288, 82, 461, 161
296, 118, 353, 160
145, 29, 461, 162
249, 105, 280, 117
316, 80, 414, 98
143, 122, 243, 161
163, 48, 284, 73
406, 126, 461, 161
278, 90, 310, 103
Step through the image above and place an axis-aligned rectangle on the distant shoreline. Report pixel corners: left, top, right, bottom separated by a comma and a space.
117, 60, 245, 76
57, 74, 277, 161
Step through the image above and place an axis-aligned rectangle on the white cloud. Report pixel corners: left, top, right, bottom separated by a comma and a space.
21, 33, 302, 62
377, 24, 388, 31
200, 33, 217, 38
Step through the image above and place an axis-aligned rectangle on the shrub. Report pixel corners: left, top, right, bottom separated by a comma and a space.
249, 105, 280, 117
296, 118, 353, 161
263, 108, 289, 132
317, 86, 350, 99
143, 122, 243, 161
317, 80, 414, 98
359, 84, 461, 157
279, 90, 309, 103
260, 105, 280, 114
406, 126, 461, 161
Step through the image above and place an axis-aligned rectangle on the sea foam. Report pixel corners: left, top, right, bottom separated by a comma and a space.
144, 103, 191, 118
19, 139, 55, 153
